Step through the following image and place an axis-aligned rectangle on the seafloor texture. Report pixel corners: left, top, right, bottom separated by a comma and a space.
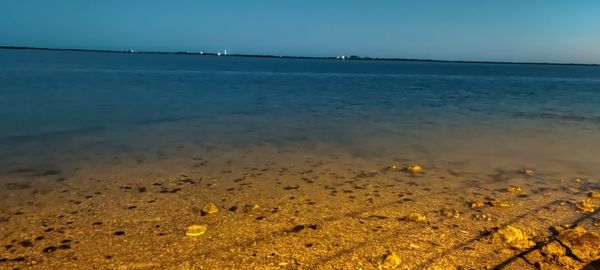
0, 136, 599, 269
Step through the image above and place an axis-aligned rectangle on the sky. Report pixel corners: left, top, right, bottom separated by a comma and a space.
1, 0, 599, 64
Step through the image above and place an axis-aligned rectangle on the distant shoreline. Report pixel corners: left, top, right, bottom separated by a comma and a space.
1, 45, 598, 67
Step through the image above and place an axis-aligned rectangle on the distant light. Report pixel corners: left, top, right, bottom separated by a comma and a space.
217, 52, 221, 56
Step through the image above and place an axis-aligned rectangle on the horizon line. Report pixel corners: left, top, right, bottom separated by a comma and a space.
1, 45, 598, 67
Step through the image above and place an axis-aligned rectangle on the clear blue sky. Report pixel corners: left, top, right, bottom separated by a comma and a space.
1, 0, 599, 63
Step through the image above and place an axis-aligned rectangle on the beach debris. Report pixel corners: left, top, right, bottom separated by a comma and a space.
469, 199, 486, 209
380, 252, 401, 269
587, 191, 600, 199
520, 168, 534, 176
472, 213, 492, 221
201, 202, 219, 215
186, 224, 207, 237
493, 226, 534, 250
556, 226, 600, 262
575, 199, 596, 213
489, 199, 511, 207
243, 203, 260, 213
387, 165, 400, 171
506, 185, 523, 193
404, 165, 422, 174
441, 208, 460, 218
406, 212, 427, 222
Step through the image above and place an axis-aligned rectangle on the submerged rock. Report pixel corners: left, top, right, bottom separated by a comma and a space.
489, 199, 511, 207
575, 199, 596, 213
186, 224, 207, 237
380, 252, 401, 269
493, 226, 535, 250
506, 185, 523, 193
441, 208, 460, 218
201, 202, 219, 215
520, 168, 534, 176
557, 226, 600, 262
469, 199, 485, 209
404, 165, 422, 174
406, 213, 427, 222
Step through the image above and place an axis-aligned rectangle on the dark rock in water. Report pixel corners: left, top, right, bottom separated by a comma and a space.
228, 206, 238, 212
114, 231, 125, 236
0, 257, 7, 263
43, 246, 58, 253
34, 236, 44, 241
19, 240, 32, 247
138, 187, 147, 193
58, 244, 71, 250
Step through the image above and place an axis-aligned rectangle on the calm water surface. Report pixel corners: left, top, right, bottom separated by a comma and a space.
1, 49, 600, 176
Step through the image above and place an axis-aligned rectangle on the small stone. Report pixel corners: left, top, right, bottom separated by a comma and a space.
387, 165, 400, 171
576, 199, 596, 213
520, 168, 534, 176
473, 213, 492, 221
506, 185, 523, 193
587, 191, 600, 199
406, 213, 427, 222
243, 203, 260, 213
489, 199, 511, 207
541, 241, 565, 257
441, 208, 459, 218
493, 226, 535, 250
404, 165, 422, 174
201, 202, 219, 215
381, 252, 401, 269
186, 224, 207, 237
469, 199, 485, 209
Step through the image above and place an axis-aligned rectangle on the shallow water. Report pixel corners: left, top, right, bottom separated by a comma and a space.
0, 49, 599, 269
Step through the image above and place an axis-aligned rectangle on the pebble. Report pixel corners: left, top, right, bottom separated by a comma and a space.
506, 185, 522, 193
576, 199, 596, 213
404, 165, 422, 174
469, 199, 485, 209
407, 213, 427, 222
489, 199, 511, 207
381, 252, 401, 269
201, 202, 219, 215
492, 226, 534, 250
441, 208, 460, 218
186, 224, 207, 237
587, 191, 600, 199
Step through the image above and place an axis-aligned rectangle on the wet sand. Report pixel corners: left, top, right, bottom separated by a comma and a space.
1, 142, 599, 270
